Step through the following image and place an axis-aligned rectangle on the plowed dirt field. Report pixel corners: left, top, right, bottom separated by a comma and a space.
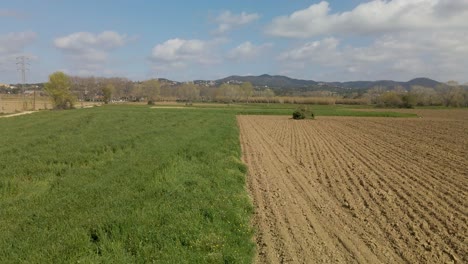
238, 112, 467, 264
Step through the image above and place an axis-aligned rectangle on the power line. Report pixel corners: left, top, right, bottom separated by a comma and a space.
16, 56, 29, 84
16, 56, 30, 110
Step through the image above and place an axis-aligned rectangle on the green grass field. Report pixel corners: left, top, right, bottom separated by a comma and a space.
0, 106, 254, 263
157, 102, 418, 117
0, 104, 417, 263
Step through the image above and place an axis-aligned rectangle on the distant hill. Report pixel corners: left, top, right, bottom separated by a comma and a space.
216, 75, 442, 91
405, 78, 441, 88
216, 74, 317, 88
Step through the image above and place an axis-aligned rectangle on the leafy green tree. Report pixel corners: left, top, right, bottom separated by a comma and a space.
44, 71, 75, 109
240, 82, 254, 103
102, 84, 115, 104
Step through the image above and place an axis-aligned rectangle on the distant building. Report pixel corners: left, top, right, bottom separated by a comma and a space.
226, 80, 243, 85
0, 83, 11, 88
194, 80, 216, 86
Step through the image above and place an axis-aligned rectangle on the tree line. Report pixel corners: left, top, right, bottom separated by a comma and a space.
36, 71, 468, 109
42, 72, 279, 108
356, 84, 468, 108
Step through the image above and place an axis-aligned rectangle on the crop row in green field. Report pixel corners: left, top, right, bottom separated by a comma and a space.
0, 106, 254, 263
157, 102, 418, 117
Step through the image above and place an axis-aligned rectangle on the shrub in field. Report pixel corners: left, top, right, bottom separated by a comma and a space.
292, 110, 305, 119
375, 91, 416, 108
102, 84, 114, 104
293, 105, 314, 120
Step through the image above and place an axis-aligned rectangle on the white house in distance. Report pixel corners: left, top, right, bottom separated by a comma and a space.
0, 83, 12, 89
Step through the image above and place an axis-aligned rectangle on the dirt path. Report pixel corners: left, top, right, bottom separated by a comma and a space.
0, 111, 37, 118
238, 115, 467, 264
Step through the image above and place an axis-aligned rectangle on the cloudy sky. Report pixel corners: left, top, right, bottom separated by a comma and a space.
1, 0, 467, 83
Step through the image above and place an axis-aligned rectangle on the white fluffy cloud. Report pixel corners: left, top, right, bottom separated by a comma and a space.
0, 32, 37, 80
0, 31, 37, 54
271, 0, 468, 82
278, 38, 339, 62
278, 31, 468, 81
227, 41, 272, 60
54, 31, 128, 75
151, 38, 207, 62
266, 0, 468, 38
215, 11, 260, 33
54, 31, 126, 52
150, 38, 221, 71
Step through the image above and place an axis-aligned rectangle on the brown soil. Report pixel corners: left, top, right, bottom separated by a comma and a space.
238, 114, 467, 264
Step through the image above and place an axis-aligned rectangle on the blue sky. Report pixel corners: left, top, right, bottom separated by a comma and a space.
1, 0, 467, 83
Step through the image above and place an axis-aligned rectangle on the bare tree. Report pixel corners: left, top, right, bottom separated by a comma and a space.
142, 79, 161, 103
263, 88, 275, 104
216, 83, 241, 104
409, 86, 440, 106
177, 83, 200, 105
240, 82, 254, 103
